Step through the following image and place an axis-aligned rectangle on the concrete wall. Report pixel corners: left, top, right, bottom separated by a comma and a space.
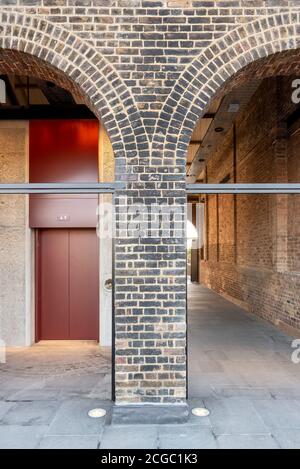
201, 77, 300, 332
99, 126, 115, 347
0, 121, 31, 346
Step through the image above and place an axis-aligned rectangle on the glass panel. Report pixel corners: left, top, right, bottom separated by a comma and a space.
0, 193, 112, 399
188, 194, 300, 400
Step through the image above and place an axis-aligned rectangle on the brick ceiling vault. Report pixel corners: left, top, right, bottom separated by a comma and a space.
0, 11, 147, 176
154, 12, 300, 166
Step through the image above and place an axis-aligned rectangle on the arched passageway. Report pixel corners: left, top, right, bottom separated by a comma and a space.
185, 51, 300, 404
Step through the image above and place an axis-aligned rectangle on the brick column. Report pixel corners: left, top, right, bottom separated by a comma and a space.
114, 167, 187, 404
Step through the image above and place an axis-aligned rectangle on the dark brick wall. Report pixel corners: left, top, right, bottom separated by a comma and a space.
201, 76, 300, 332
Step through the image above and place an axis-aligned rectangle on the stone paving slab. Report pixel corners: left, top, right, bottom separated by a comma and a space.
252, 399, 300, 429
38, 435, 101, 449
272, 429, 300, 449
0, 425, 47, 449
100, 426, 158, 449
204, 397, 268, 435
0, 401, 60, 426
0, 401, 13, 420
216, 434, 279, 449
157, 425, 217, 449
46, 399, 109, 436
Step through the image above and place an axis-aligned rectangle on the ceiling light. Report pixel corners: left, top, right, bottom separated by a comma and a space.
215, 127, 224, 133
198, 158, 205, 162
191, 407, 210, 417
88, 408, 107, 418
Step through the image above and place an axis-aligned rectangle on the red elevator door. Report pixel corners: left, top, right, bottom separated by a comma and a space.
36, 229, 99, 341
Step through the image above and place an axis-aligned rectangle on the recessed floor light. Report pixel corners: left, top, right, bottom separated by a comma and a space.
191, 407, 210, 417
88, 408, 107, 418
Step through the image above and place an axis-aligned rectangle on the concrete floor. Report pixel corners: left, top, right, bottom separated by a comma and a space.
0, 285, 300, 448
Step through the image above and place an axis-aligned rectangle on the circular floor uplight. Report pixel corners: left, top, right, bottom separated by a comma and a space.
191, 407, 210, 417
88, 408, 107, 418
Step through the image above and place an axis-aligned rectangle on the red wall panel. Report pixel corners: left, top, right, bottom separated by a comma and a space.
30, 120, 99, 183
29, 120, 99, 228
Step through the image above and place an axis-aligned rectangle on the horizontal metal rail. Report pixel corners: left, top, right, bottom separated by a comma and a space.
0, 182, 125, 194
186, 183, 300, 194
1, 182, 300, 195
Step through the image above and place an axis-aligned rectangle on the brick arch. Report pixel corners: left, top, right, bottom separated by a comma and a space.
154, 12, 300, 164
0, 11, 147, 169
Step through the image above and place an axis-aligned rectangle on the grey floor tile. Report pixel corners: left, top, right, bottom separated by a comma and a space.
158, 425, 217, 449
46, 398, 108, 436
273, 429, 300, 449
0, 401, 60, 426
268, 387, 300, 400
205, 397, 268, 435
45, 374, 104, 397
212, 385, 272, 400
0, 425, 47, 449
6, 387, 64, 402
38, 435, 100, 449
217, 434, 279, 449
0, 401, 14, 419
100, 426, 158, 449
253, 399, 300, 429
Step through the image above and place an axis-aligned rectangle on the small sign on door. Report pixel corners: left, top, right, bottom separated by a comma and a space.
57, 215, 70, 222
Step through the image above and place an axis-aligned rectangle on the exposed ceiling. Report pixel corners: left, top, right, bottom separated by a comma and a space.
0, 75, 81, 106
186, 80, 261, 183
0, 75, 95, 119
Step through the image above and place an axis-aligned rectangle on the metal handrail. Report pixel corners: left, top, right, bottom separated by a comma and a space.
1, 182, 300, 194
186, 183, 300, 194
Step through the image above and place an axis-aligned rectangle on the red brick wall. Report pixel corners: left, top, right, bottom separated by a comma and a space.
201, 77, 300, 332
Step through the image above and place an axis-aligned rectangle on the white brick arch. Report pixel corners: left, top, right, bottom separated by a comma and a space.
0, 11, 147, 169
154, 12, 300, 164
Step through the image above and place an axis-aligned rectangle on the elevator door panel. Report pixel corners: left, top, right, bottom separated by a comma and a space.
69, 229, 99, 340
37, 229, 99, 341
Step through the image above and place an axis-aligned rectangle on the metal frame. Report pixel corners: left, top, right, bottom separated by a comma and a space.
187, 183, 300, 194
1, 180, 300, 403
0, 181, 122, 402
0, 182, 125, 194
185, 182, 300, 401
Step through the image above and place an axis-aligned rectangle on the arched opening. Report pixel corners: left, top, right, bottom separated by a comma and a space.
0, 50, 116, 401
185, 51, 300, 404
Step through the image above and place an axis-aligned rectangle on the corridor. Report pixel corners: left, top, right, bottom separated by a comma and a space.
188, 283, 300, 447
189, 283, 300, 399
